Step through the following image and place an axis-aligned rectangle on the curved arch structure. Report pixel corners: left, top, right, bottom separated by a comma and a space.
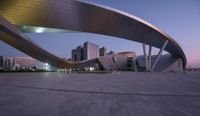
0, 0, 186, 70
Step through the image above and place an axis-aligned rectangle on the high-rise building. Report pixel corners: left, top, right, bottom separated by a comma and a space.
76, 46, 84, 61
83, 41, 99, 60
72, 49, 77, 61
71, 41, 101, 61
99, 47, 107, 56
4, 57, 15, 70
0, 56, 3, 68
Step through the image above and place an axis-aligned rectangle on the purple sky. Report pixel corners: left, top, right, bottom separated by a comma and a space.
0, 0, 200, 68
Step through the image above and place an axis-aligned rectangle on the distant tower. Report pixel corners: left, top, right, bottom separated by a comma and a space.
83, 41, 99, 60
0, 56, 3, 69
71, 49, 77, 61
4, 57, 15, 70
99, 47, 107, 56
76, 46, 84, 61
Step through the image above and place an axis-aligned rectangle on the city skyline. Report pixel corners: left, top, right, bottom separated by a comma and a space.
71, 41, 115, 62
0, 1, 199, 115
0, 0, 200, 68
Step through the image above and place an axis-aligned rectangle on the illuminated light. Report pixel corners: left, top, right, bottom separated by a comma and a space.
89, 67, 94, 71
23, 26, 27, 29
17, 25, 78, 33
35, 28, 45, 33
44, 63, 51, 70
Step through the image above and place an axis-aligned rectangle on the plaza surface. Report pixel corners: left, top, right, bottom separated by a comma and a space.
0, 72, 200, 116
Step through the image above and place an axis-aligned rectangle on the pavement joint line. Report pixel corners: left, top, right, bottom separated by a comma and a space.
1, 82, 200, 97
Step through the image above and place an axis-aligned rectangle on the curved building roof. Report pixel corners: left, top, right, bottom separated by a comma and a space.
0, 0, 186, 68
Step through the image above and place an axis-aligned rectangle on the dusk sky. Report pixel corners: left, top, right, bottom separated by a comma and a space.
0, 0, 200, 68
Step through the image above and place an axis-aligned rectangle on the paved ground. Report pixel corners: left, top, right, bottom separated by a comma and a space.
0, 72, 200, 116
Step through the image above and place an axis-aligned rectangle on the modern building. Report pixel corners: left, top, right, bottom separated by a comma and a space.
99, 47, 107, 56
0, 0, 187, 72
0, 56, 3, 69
71, 49, 77, 61
77, 52, 137, 71
76, 46, 84, 61
4, 57, 15, 70
72, 42, 99, 61
1, 57, 38, 70
83, 41, 100, 60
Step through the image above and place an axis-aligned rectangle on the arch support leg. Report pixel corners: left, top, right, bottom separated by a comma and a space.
148, 45, 152, 71
143, 43, 149, 71
150, 40, 168, 72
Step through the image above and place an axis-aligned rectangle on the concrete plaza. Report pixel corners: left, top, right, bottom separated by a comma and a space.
0, 72, 200, 116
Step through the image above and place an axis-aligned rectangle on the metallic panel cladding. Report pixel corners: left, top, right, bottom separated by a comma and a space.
0, 0, 186, 69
